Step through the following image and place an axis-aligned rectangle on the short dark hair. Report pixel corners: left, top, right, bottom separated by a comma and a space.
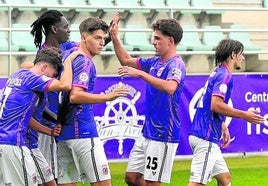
33, 47, 63, 73
79, 17, 109, 34
215, 39, 244, 66
152, 18, 183, 44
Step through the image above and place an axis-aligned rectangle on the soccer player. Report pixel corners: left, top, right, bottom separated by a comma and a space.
110, 13, 186, 185
30, 11, 114, 180
0, 47, 79, 185
187, 39, 264, 186
30, 10, 79, 181
56, 17, 129, 186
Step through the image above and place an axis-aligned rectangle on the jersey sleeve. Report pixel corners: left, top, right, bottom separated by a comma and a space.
72, 55, 91, 90
137, 57, 158, 72
212, 70, 232, 100
166, 57, 186, 84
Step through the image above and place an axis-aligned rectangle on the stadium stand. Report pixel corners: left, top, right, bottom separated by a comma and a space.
114, 0, 150, 21
123, 24, 155, 51
5, 0, 40, 11
165, 0, 198, 18
0, 31, 19, 51
11, 23, 36, 51
263, 0, 268, 7
180, 25, 213, 51
114, 0, 149, 13
0, 0, 268, 76
88, 0, 122, 17
59, 0, 88, 12
190, 0, 224, 15
32, 0, 60, 8
228, 24, 262, 51
202, 25, 224, 50
0, 0, 8, 12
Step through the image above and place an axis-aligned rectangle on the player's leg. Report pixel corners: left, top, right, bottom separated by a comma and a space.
125, 135, 146, 186
212, 155, 231, 186
74, 138, 111, 186
38, 133, 58, 180
0, 145, 37, 185
57, 140, 80, 186
125, 172, 145, 186
214, 172, 231, 186
30, 148, 57, 186
188, 135, 218, 185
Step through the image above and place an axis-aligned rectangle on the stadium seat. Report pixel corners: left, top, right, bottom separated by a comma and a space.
202, 25, 224, 50
166, 0, 200, 15
69, 24, 80, 42
177, 44, 188, 51
5, 0, 41, 11
88, 0, 119, 13
11, 24, 37, 51
140, 0, 168, 13
228, 24, 262, 51
114, 0, 150, 13
59, 0, 88, 12
123, 25, 155, 51
32, 0, 60, 13
0, 32, 19, 51
0, 1, 8, 12
69, 31, 81, 42
263, 0, 268, 7
190, 0, 224, 14
103, 40, 134, 51
32, 0, 59, 6
180, 25, 213, 51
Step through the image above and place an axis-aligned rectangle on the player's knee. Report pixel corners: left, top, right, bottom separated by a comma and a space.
125, 174, 135, 186
125, 172, 142, 186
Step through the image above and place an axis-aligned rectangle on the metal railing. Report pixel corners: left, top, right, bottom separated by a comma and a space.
1, 4, 268, 76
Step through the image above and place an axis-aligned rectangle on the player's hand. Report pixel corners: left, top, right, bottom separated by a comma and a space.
118, 66, 142, 78
221, 127, 231, 148
112, 12, 121, 25
64, 50, 81, 65
51, 124, 62, 137
108, 85, 129, 101
245, 109, 264, 124
110, 12, 121, 39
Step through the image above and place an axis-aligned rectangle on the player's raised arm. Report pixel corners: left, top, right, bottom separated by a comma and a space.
110, 12, 138, 68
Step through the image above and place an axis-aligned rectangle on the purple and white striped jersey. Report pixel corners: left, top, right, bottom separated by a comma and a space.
137, 55, 186, 143
56, 48, 98, 141
0, 68, 53, 146
189, 64, 233, 144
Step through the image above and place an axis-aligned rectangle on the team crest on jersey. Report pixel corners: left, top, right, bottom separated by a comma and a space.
156, 67, 164, 77
172, 68, 182, 79
219, 83, 228, 93
79, 72, 89, 82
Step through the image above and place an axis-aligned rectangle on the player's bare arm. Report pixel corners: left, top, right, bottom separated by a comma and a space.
29, 117, 61, 137
118, 66, 178, 95
110, 13, 137, 68
211, 96, 264, 124
69, 86, 129, 104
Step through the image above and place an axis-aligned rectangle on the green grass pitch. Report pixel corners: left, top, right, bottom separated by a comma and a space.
77, 155, 268, 186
